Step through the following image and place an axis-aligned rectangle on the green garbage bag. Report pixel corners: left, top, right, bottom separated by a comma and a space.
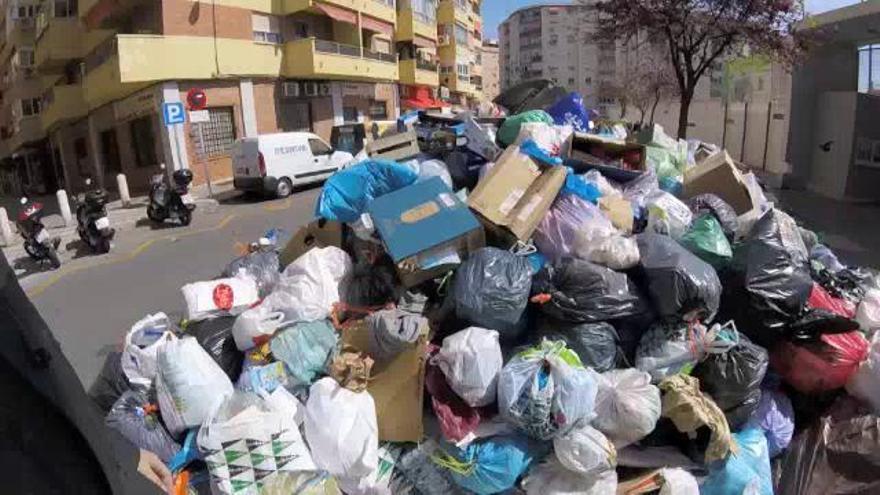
680, 214, 733, 268
497, 110, 555, 146
646, 146, 681, 181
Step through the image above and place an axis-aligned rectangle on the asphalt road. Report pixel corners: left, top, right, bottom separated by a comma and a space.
24, 187, 320, 390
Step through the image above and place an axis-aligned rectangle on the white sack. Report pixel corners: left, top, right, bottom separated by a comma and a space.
553, 423, 617, 477
121, 312, 177, 387
523, 457, 617, 495
436, 327, 503, 407
264, 246, 352, 323
181, 275, 259, 321
593, 369, 661, 447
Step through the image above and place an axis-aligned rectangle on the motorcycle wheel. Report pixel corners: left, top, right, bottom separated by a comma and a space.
179, 208, 192, 226
147, 205, 163, 223
97, 237, 111, 254
23, 242, 40, 260
45, 247, 61, 269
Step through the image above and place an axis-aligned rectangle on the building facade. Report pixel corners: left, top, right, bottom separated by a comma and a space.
478, 39, 498, 102
0, 0, 482, 197
436, 0, 481, 106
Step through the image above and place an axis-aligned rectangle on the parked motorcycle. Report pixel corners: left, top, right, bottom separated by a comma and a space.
17, 197, 61, 269
75, 179, 114, 254
147, 168, 195, 226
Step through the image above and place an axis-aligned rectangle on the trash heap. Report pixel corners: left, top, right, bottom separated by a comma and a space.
92, 94, 880, 495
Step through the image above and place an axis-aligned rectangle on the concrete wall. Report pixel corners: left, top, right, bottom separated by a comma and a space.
161, 0, 252, 40
845, 93, 880, 199
807, 91, 856, 199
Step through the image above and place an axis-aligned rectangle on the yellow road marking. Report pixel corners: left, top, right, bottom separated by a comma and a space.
263, 198, 292, 211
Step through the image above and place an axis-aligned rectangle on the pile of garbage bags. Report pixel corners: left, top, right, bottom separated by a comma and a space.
91, 100, 880, 495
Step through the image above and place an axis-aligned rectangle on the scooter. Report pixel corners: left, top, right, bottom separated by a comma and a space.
17, 197, 61, 269
147, 168, 196, 226
75, 178, 114, 254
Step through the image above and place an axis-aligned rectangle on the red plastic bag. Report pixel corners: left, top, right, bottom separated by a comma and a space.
807, 283, 856, 318
771, 331, 868, 394
424, 347, 494, 442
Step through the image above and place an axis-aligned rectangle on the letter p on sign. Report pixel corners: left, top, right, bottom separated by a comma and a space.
163, 102, 186, 126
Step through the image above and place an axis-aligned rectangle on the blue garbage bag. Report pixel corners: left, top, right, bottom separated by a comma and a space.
546, 92, 592, 132
701, 428, 773, 495
270, 320, 338, 386
434, 435, 539, 495
314, 160, 418, 222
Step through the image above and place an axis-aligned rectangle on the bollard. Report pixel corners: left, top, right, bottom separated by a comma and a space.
0, 207, 12, 247
116, 173, 131, 207
57, 189, 73, 227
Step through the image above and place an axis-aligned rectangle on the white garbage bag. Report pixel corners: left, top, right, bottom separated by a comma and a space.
645, 190, 693, 240
232, 304, 287, 351
553, 424, 617, 477
857, 288, 880, 334
593, 369, 661, 447
435, 327, 503, 407
264, 246, 352, 323
573, 226, 640, 271
121, 312, 177, 387
522, 457, 617, 495
658, 468, 700, 495
846, 331, 880, 414
181, 275, 260, 321
156, 337, 233, 435
198, 391, 317, 495
304, 377, 379, 479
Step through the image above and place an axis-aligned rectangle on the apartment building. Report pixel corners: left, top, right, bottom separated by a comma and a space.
0, 0, 483, 197
478, 39, 498, 102
437, 0, 481, 106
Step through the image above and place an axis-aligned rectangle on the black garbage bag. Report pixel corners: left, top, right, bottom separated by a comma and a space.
786, 308, 860, 342
634, 233, 722, 322
89, 351, 137, 413
811, 265, 873, 305
532, 258, 649, 324
775, 396, 880, 495
105, 389, 180, 462
452, 247, 532, 341
444, 150, 482, 191
691, 334, 769, 429
686, 193, 739, 241
534, 317, 621, 372
723, 209, 813, 347
186, 316, 244, 382
222, 250, 281, 297
344, 257, 401, 307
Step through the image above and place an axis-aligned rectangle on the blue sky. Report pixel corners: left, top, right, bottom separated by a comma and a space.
481, 0, 862, 39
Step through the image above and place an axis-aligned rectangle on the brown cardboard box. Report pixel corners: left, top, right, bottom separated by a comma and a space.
564, 132, 647, 171
599, 196, 634, 233
468, 144, 567, 241
683, 150, 754, 214
366, 130, 420, 161
340, 319, 427, 442
278, 219, 343, 267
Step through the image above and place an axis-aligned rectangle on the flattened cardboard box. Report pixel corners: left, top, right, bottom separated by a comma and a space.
279, 219, 343, 267
368, 176, 484, 287
468, 144, 566, 241
340, 320, 427, 442
683, 150, 754, 214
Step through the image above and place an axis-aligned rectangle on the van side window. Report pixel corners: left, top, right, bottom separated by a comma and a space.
308, 138, 331, 156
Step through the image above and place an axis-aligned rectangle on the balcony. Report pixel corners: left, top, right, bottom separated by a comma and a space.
41, 83, 87, 131
283, 0, 396, 26
437, 0, 471, 28
399, 58, 439, 86
7, 116, 45, 152
283, 38, 398, 81
35, 17, 81, 71
395, 8, 436, 42
1, 17, 36, 61
441, 73, 476, 95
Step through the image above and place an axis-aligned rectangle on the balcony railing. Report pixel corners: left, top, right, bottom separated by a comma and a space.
84, 36, 117, 74
457, 74, 469, 83
416, 59, 438, 71
363, 48, 396, 63
412, 10, 434, 24
314, 39, 361, 57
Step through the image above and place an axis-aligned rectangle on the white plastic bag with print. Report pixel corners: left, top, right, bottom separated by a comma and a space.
857, 288, 880, 334
435, 327, 503, 407
645, 190, 693, 240
522, 457, 617, 495
514, 122, 573, 157
304, 377, 379, 479
553, 423, 617, 477
264, 246, 353, 323
593, 369, 661, 447
121, 312, 177, 387
156, 336, 233, 435
198, 391, 317, 495
181, 274, 260, 321
233, 304, 287, 351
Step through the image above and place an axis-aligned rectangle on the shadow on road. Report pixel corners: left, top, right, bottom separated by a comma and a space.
135, 217, 184, 231
63, 239, 114, 260
13, 255, 57, 279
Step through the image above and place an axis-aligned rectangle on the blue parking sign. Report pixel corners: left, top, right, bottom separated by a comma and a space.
162, 102, 186, 125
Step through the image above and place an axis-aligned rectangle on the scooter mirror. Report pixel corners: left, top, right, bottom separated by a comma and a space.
19, 197, 27, 205
85, 178, 92, 186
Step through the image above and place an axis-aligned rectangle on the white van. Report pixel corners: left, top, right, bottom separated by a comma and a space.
232, 132, 354, 198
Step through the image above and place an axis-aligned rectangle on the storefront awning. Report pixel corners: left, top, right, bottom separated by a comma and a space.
361, 15, 394, 38
413, 35, 434, 48
402, 85, 450, 109
314, 2, 357, 25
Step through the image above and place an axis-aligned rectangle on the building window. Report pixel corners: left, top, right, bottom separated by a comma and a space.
568, 77, 575, 86
585, 77, 592, 84
308, 138, 331, 155
343, 106, 359, 123
15, 4, 36, 18
457, 63, 469, 78
368, 101, 387, 119
454, 22, 467, 45
20, 97, 40, 116
198, 107, 236, 158
17, 47, 34, 68
454, 0, 467, 10
252, 13, 282, 44
53, 0, 76, 17
129, 115, 158, 168
293, 21, 309, 39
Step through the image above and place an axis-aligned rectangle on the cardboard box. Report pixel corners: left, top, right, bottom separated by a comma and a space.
683, 150, 754, 214
278, 219, 343, 267
368, 177, 484, 287
468, 144, 567, 241
564, 132, 647, 171
366, 130, 420, 161
340, 320, 427, 442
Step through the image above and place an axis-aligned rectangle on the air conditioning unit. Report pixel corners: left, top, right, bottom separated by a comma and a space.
281, 81, 300, 97
438, 34, 450, 46
303, 82, 319, 97
318, 83, 331, 96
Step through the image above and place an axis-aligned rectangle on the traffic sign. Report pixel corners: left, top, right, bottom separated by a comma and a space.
162, 102, 185, 125
187, 88, 207, 110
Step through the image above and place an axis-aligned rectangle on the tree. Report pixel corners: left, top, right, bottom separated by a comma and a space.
598, 0, 806, 138
617, 48, 678, 125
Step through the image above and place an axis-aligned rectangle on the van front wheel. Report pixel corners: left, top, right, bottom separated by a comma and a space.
275, 178, 293, 198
